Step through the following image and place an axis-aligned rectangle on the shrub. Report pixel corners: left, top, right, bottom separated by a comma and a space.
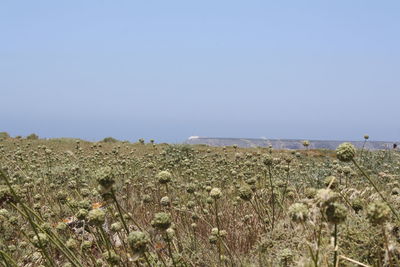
26, 133, 39, 140
0, 132, 10, 141
101, 137, 119, 143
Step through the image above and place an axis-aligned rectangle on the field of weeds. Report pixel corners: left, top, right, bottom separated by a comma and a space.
0, 138, 400, 266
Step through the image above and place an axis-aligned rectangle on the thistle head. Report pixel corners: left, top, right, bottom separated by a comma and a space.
316, 189, 339, 207
87, 208, 105, 227
324, 176, 338, 189
160, 196, 170, 206
95, 167, 115, 190
32, 233, 49, 248
157, 171, 172, 184
238, 185, 253, 201
128, 231, 150, 253
325, 202, 347, 224
210, 188, 222, 199
151, 212, 171, 230
288, 203, 309, 223
336, 143, 356, 162
262, 155, 273, 166
367, 201, 391, 226
110, 222, 123, 232
102, 251, 120, 265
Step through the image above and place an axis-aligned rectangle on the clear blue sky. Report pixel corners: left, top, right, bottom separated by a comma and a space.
1, 1, 399, 142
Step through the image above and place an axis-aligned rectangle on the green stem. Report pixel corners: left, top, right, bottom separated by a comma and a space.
166, 236, 177, 267
10, 203, 83, 266
268, 166, 276, 231
382, 226, 395, 267
111, 188, 130, 234
143, 252, 153, 267
352, 159, 399, 220
0, 250, 18, 267
333, 224, 338, 267
0, 169, 56, 267
214, 200, 222, 267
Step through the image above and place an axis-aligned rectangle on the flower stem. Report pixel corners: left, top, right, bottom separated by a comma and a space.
352, 159, 399, 220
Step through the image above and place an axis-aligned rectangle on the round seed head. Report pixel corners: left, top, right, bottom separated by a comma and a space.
56, 222, 67, 232
102, 251, 120, 265
211, 227, 219, 236
219, 230, 227, 237
351, 198, 364, 213
288, 203, 309, 223
325, 202, 347, 224
324, 176, 338, 189
238, 185, 253, 201
66, 238, 78, 249
81, 240, 92, 250
187, 200, 195, 209
210, 188, 222, 199
32, 233, 48, 248
316, 189, 339, 207
160, 196, 170, 206
76, 209, 88, 220
151, 212, 171, 230
186, 183, 196, 194
128, 231, 149, 253
0, 209, 9, 218
110, 222, 123, 232
336, 143, 356, 162
164, 227, 175, 241
391, 187, 400, 195
209, 234, 218, 244
304, 187, 317, 199
87, 208, 105, 227
95, 167, 115, 190
367, 201, 391, 226
157, 171, 172, 184
262, 155, 273, 166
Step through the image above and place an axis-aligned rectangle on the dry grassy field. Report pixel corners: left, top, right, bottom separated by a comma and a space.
0, 137, 399, 266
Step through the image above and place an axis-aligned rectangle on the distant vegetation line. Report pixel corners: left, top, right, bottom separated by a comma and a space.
1, 131, 398, 150
185, 137, 399, 150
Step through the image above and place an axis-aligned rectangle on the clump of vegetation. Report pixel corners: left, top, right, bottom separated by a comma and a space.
101, 136, 119, 143
26, 133, 39, 140
0, 137, 399, 266
0, 132, 10, 141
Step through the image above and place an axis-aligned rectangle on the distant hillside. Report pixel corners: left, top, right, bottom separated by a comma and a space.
184, 137, 398, 150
